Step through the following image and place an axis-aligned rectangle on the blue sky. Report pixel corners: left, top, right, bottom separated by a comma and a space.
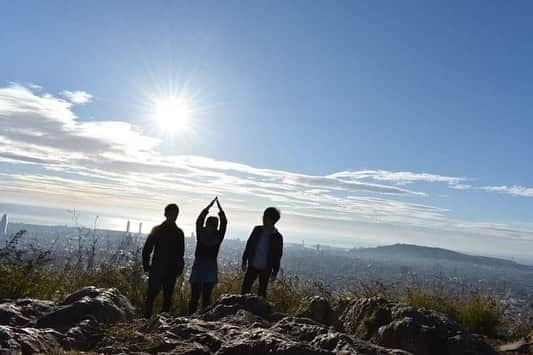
0, 1, 532, 260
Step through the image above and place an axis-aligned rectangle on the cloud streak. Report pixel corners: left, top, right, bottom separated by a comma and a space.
61, 90, 93, 104
480, 185, 533, 198
0, 83, 532, 251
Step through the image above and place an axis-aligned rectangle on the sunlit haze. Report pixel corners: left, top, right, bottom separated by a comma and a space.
0, 1, 532, 263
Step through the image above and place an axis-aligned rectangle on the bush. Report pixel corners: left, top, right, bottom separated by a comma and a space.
405, 287, 502, 337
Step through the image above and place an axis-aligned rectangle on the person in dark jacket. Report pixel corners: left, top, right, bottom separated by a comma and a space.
189, 197, 227, 313
142, 203, 185, 318
240, 207, 283, 298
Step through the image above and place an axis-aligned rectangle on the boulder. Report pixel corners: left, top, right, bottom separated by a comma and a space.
97, 296, 411, 355
36, 286, 134, 331
0, 299, 55, 326
0, 325, 63, 354
198, 293, 273, 322
296, 296, 343, 331
340, 296, 497, 355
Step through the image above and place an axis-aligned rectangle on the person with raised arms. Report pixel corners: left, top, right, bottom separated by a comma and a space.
189, 197, 227, 313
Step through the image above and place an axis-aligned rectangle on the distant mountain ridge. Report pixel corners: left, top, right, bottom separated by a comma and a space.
352, 243, 532, 270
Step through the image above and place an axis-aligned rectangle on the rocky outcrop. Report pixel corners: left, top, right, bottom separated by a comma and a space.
0, 299, 56, 326
0, 289, 499, 355
101, 294, 409, 355
339, 296, 497, 355
0, 287, 134, 353
0, 325, 63, 353
36, 286, 134, 331
296, 296, 344, 331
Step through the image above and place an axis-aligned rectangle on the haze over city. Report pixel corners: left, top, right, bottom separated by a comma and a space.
1, 1, 532, 261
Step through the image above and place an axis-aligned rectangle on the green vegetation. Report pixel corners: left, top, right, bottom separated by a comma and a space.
405, 287, 501, 338
0, 230, 527, 340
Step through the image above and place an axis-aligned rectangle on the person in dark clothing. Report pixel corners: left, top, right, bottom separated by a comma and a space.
241, 207, 283, 298
189, 197, 227, 313
142, 203, 185, 318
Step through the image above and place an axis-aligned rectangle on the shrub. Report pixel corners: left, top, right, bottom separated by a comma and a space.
405, 287, 502, 338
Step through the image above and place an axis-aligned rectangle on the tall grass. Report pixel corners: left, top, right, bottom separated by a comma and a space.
0, 230, 525, 339
405, 287, 502, 337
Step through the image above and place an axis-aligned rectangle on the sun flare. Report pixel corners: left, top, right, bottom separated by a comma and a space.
153, 96, 192, 133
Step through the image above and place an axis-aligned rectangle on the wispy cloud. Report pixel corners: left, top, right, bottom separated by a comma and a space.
481, 185, 533, 198
0, 83, 532, 250
61, 90, 93, 104
329, 170, 470, 189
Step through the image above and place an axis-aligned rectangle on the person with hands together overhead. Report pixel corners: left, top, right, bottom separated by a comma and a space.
189, 197, 227, 313
142, 203, 185, 318
241, 207, 283, 299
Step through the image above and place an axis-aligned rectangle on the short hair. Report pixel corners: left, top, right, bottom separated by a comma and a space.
164, 203, 179, 216
264, 207, 281, 223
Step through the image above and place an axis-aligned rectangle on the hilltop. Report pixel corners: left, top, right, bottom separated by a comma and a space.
352, 243, 532, 271
0, 286, 499, 354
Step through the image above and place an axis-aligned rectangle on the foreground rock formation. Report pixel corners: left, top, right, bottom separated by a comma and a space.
338, 297, 497, 355
0, 287, 498, 354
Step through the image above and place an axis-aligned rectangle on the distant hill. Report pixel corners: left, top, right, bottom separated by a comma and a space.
352, 243, 532, 270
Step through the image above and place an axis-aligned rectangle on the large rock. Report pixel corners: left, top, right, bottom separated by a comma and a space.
340, 296, 497, 355
96, 294, 410, 354
0, 299, 56, 326
0, 287, 133, 353
296, 296, 343, 331
36, 286, 134, 331
198, 293, 273, 322
0, 325, 63, 354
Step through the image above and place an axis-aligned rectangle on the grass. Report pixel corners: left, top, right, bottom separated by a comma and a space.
405, 287, 502, 338
0, 230, 528, 340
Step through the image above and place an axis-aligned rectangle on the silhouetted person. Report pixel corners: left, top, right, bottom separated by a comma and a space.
142, 203, 184, 318
189, 197, 227, 313
241, 207, 283, 298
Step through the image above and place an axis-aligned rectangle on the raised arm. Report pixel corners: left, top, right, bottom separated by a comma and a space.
196, 197, 217, 237
216, 198, 227, 239
142, 227, 157, 272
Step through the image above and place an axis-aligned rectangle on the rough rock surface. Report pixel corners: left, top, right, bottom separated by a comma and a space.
0, 299, 56, 326
0, 289, 499, 355
96, 295, 410, 355
0, 325, 63, 354
0, 287, 134, 354
296, 296, 344, 331
36, 286, 135, 331
339, 296, 497, 355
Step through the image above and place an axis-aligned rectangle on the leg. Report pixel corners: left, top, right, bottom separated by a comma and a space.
161, 273, 177, 313
257, 270, 271, 298
144, 272, 162, 318
189, 282, 202, 314
201, 283, 215, 309
241, 267, 259, 295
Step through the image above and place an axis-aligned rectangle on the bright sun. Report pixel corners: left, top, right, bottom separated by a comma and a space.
153, 96, 192, 133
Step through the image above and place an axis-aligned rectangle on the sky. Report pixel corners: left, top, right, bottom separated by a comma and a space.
0, 1, 532, 260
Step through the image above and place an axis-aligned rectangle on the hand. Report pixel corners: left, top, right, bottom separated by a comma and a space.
241, 262, 247, 272
215, 197, 223, 211
207, 197, 217, 210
